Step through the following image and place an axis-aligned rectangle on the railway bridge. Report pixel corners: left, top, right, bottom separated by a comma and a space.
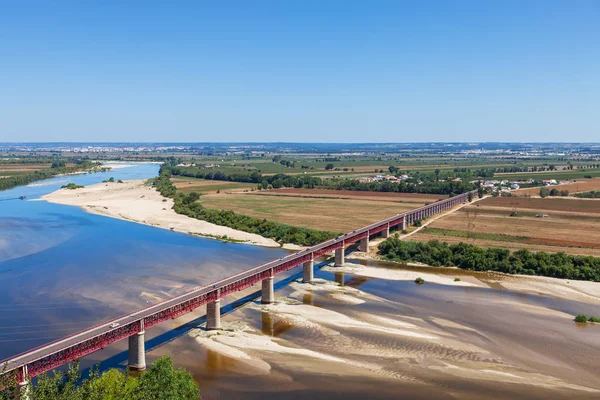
1, 189, 477, 396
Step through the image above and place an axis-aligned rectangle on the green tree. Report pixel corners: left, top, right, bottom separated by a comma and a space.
539, 187, 550, 198
325, 163, 334, 170
5, 356, 201, 400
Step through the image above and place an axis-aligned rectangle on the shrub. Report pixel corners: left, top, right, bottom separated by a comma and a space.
378, 238, 600, 282
589, 316, 600, 323
415, 277, 425, 284
575, 314, 589, 323
454, 278, 461, 282
61, 183, 84, 190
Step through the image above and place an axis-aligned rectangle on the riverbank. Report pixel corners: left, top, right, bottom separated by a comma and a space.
41, 180, 282, 247
347, 249, 600, 304
182, 263, 600, 400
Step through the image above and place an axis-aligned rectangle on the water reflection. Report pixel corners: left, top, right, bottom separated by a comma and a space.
0, 164, 286, 360
334, 271, 345, 286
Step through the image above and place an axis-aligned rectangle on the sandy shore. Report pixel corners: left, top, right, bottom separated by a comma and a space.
186, 275, 600, 397
41, 180, 280, 247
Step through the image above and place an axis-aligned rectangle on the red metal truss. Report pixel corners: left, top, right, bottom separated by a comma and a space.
388, 216, 404, 227
274, 253, 312, 274
144, 293, 210, 329
0, 190, 479, 383
220, 269, 272, 297
347, 231, 368, 243
368, 225, 388, 235
313, 241, 343, 258
27, 321, 142, 378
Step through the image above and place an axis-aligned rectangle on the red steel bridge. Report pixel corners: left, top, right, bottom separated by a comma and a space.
1, 190, 477, 390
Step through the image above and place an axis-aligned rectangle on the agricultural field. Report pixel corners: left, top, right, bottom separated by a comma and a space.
0, 163, 51, 177
411, 196, 600, 256
172, 177, 254, 193
196, 188, 432, 232
513, 178, 600, 197
495, 168, 600, 181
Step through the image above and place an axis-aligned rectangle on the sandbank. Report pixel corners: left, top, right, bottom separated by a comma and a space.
41, 180, 280, 247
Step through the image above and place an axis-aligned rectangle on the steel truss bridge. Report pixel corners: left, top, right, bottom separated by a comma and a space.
1, 189, 477, 385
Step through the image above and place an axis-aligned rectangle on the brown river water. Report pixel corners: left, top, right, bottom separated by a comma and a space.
88, 258, 600, 400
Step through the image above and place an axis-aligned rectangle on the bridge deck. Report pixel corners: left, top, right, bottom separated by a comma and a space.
0, 190, 476, 380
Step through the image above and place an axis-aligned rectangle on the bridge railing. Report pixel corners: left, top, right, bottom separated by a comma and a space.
0, 189, 478, 378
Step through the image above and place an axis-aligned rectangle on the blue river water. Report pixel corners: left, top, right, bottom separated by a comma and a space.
0, 164, 285, 360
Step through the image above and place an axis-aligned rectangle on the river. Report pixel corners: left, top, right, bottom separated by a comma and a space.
2, 165, 599, 399
0, 163, 285, 361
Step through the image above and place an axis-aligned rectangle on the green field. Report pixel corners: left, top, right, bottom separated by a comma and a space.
495, 169, 600, 181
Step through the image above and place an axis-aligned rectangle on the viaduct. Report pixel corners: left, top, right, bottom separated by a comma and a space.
1, 189, 477, 396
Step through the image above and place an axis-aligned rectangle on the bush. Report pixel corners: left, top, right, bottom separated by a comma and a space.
589, 316, 600, 323
0, 356, 200, 399
61, 183, 84, 190
378, 238, 600, 282
575, 314, 589, 323
415, 277, 425, 284
454, 278, 461, 282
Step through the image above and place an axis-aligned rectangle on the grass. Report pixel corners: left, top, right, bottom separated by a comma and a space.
496, 169, 600, 181
420, 227, 530, 244
197, 191, 420, 232
172, 177, 254, 193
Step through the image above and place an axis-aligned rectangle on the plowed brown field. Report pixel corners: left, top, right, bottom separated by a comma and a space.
514, 178, 600, 197
414, 196, 600, 256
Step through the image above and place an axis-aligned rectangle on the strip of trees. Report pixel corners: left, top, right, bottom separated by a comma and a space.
155, 163, 338, 246
0, 161, 97, 192
378, 238, 600, 282
0, 356, 200, 400
321, 178, 476, 196
573, 190, 600, 198
170, 166, 322, 189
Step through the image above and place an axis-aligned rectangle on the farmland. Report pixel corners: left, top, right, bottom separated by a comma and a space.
195, 188, 432, 233
514, 178, 600, 197
172, 177, 254, 193
411, 196, 600, 256
0, 163, 51, 177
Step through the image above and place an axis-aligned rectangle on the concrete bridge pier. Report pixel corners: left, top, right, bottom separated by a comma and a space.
335, 247, 344, 266
303, 259, 314, 283
206, 299, 222, 330
128, 322, 146, 371
261, 276, 275, 304
359, 237, 369, 252
402, 218, 407, 231
381, 225, 390, 238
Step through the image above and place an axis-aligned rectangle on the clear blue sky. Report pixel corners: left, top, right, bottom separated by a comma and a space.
1, 1, 598, 142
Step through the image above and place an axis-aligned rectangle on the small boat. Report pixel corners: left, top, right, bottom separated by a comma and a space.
19, 195, 26, 200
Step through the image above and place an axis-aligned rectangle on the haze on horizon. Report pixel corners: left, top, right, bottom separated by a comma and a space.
1, 1, 598, 143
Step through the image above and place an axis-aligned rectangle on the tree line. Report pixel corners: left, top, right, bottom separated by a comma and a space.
573, 190, 600, 198
1, 356, 200, 400
378, 238, 600, 282
0, 161, 97, 192
155, 164, 338, 246
321, 178, 476, 196
540, 187, 569, 197
170, 166, 323, 189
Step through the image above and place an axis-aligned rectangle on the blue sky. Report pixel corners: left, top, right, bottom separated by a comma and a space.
0, 1, 598, 142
